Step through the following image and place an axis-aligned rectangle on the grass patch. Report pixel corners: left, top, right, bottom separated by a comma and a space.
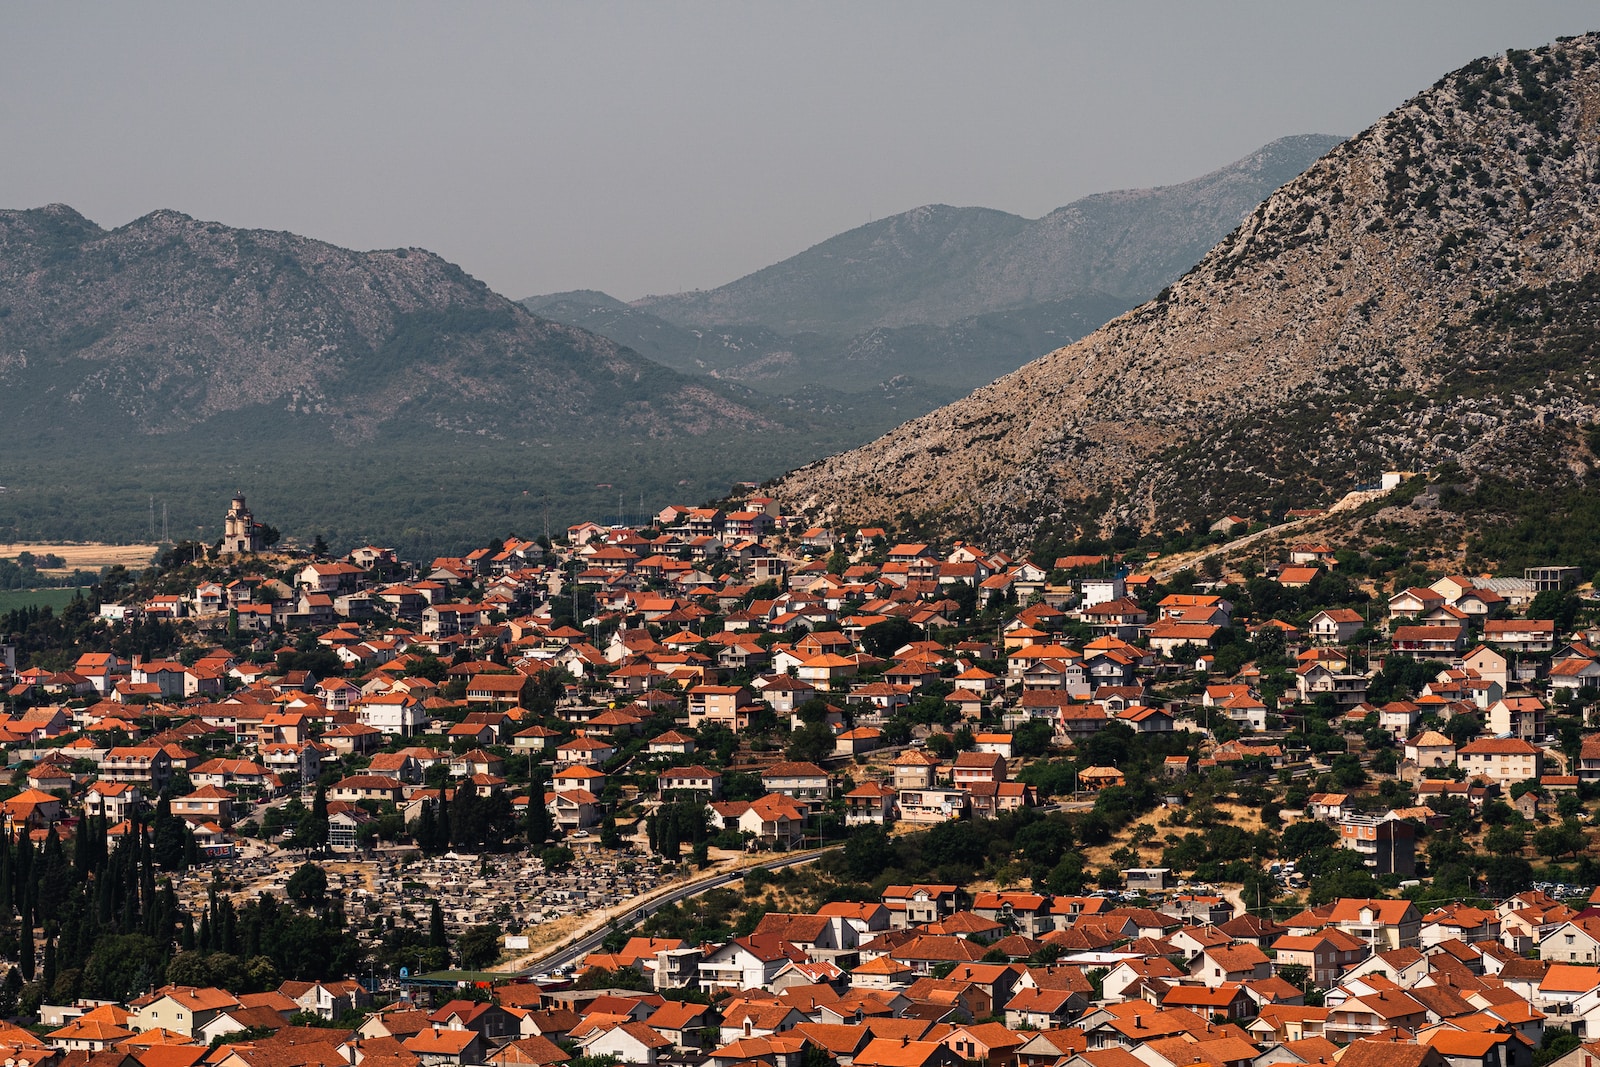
0, 587, 86, 613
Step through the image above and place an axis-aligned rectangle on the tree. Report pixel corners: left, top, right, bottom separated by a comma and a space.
297, 784, 330, 854
1484, 824, 1527, 856
861, 618, 920, 659
150, 794, 193, 871
428, 901, 448, 952
1013, 720, 1054, 758
541, 846, 575, 871
1534, 819, 1589, 862
1482, 854, 1534, 897
1276, 963, 1311, 992
840, 826, 893, 882
1330, 753, 1366, 789
286, 862, 328, 907
1279, 821, 1338, 859
456, 924, 501, 970
786, 722, 835, 763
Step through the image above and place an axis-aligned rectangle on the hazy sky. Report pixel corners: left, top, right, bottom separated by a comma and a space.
3, 3, 1595, 301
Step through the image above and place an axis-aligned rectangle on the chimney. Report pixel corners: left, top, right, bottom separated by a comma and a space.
902, 1036, 910, 1047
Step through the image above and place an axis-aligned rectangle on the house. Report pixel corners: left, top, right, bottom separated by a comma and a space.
1313, 898, 1423, 950
658, 766, 722, 800
844, 781, 897, 825
1324, 988, 1430, 1043
279, 979, 370, 1020
1270, 930, 1370, 987
1457, 738, 1542, 790
1338, 815, 1416, 875
761, 761, 832, 800
330, 774, 406, 805
1488, 696, 1547, 742
580, 1021, 673, 1066
1405, 731, 1457, 770
1541, 918, 1600, 964
1392, 625, 1465, 657
130, 985, 242, 1037
737, 793, 812, 848
687, 685, 758, 731
1485, 619, 1557, 654
1192, 945, 1274, 988
406, 1027, 488, 1067
1390, 588, 1446, 620
698, 936, 807, 992
882, 884, 962, 928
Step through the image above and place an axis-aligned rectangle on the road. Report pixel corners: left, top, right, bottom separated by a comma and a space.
1149, 486, 1389, 581
513, 847, 839, 976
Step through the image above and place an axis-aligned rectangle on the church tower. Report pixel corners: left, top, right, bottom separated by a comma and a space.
222, 493, 263, 556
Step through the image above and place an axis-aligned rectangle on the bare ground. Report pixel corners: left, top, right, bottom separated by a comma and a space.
0, 542, 161, 572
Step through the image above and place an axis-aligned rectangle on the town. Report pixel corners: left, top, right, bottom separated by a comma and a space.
0, 487, 1598, 1067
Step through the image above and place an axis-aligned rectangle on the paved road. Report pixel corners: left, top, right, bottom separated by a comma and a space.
515, 847, 838, 976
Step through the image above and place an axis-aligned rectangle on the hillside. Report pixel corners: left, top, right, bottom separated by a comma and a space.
0, 208, 865, 554
632, 134, 1344, 334
0, 206, 779, 441
775, 36, 1600, 550
527, 137, 1340, 404
523, 289, 1129, 395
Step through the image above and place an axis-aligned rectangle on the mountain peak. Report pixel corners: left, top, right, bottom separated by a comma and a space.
632, 136, 1339, 335
775, 33, 1600, 547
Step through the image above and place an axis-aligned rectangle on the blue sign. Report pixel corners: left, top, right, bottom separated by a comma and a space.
400, 967, 410, 978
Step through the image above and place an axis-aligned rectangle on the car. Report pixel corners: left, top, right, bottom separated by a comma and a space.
572, 830, 590, 838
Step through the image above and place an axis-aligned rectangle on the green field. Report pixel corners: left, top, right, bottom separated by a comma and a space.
0, 587, 87, 613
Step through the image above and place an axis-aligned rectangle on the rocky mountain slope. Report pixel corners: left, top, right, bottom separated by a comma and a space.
631, 134, 1344, 335
776, 36, 1600, 548
0, 206, 775, 442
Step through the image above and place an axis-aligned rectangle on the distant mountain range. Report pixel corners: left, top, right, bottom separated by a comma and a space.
0, 206, 877, 554
0, 135, 1344, 555
776, 35, 1600, 555
525, 135, 1344, 396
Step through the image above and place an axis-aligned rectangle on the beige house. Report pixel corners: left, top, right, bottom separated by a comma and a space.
131, 985, 241, 1037
1457, 738, 1542, 789
1403, 730, 1456, 770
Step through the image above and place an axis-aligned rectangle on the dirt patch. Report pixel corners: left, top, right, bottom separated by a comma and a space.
1081, 800, 1265, 871
0, 542, 160, 572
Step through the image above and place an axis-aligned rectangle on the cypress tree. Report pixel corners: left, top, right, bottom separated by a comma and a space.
41, 937, 56, 994
0, 832, 12, 915
428, 900, 446, 949
416, 803, 436, 853
18, 901, 34, 982
73, 819, 91, 878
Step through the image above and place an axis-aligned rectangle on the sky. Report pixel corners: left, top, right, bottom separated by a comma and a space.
3, 3, 1596, 302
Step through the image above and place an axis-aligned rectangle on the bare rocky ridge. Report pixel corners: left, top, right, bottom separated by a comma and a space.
777, 34, 1600, 547
0, 206, 778, 443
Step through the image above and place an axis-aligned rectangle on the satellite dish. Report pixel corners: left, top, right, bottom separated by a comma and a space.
400, 967, 410, 978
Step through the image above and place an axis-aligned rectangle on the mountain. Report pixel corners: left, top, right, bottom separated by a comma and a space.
775, 36, 1600, 551
0, 207, 779, 441
524, 288, 1132, 396
0, 208, 866, 554
632, 134, 1345, 334
526, 136, 1342, 403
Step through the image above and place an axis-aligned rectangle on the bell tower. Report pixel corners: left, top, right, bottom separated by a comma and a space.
222, 493, 262, 556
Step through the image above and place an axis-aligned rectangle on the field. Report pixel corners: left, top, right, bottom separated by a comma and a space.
0, 587, 88, 613
0, 542, 159, 573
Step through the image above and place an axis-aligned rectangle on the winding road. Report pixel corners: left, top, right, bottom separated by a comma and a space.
512, 846, 840, 976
